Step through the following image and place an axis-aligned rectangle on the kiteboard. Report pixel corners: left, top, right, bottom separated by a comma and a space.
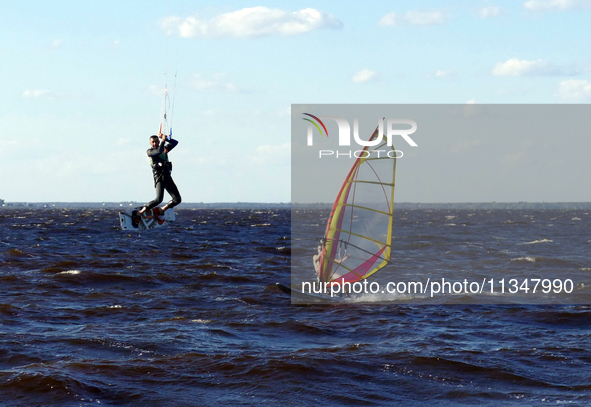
118, 207, 175, 230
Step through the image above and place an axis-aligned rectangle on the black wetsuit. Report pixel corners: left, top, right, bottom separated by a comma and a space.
144, 138, 182, 210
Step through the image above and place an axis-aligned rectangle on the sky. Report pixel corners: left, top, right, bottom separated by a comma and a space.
1, 0, 591, 203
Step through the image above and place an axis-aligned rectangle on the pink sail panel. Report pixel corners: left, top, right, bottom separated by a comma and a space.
329, 245, 387, 285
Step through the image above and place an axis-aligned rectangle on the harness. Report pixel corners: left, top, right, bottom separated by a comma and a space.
150, 151, 173, 184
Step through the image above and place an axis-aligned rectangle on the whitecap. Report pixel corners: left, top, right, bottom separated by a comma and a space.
519, 239, 553, 245
58, 270, 81, 275
511, 257, 536, 262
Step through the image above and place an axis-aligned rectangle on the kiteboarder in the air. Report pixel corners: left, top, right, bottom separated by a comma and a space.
138, 133, 181, 217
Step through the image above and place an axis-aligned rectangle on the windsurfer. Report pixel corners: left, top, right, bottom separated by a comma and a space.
139, 133, 182, 216
313, 238, 350, 283
313, 242, 323, 283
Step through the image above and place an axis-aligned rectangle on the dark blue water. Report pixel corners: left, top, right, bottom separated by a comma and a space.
1, 208, 591, 406
292, 208, 591, 304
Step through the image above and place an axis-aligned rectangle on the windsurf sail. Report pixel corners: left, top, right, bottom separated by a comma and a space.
319, 123, 396, 285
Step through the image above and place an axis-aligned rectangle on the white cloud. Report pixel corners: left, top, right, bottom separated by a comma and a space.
36, 156, 75, 176
523, 0, 589, 11
558, 79, 591, 99
51, 39, 62, 48
190, 73, 246, 93
22, 90, 51, 98
503, 152, 524, 163
198, 109, 222, 117
494, 88, 513, 96
379, 10, 448, 26
160, 7, 342, 38
115, 138, 132, 147
351, 69, 378, 83
436, 70, 454, 78
479, 6, 503, 17
149, 85, 164, 96
492, 58, 560, 76
427, 70, 456, 80
378, 13, 397, 26
22, 89, 87, 101
425, 70, 456, 80
451, 139, 480, 153
250, 143, 290, 165
278, 106, 291, 117
466, 99, 477, 104
406, 10, 447, 25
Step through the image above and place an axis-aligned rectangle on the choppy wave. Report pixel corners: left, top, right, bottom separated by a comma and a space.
1, 208, 591, 405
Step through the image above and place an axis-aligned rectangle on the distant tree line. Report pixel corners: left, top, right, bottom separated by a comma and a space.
293, 202, 591, 210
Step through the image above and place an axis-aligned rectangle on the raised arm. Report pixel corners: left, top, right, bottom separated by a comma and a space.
164, 138, 178, 152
